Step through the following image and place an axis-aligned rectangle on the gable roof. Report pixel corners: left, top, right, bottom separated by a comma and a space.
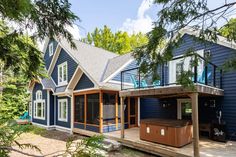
102, 53, 134, 82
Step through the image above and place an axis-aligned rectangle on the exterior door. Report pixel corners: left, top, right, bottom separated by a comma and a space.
128, 97, 138, 128
177, 99, 192, 120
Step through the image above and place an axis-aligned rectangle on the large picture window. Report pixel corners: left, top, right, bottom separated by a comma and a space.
34, 90, 45, 120
87, 94, 99, 125
58, 62, 68, 86
58, 99, 68, 122
75, 95, 84, 123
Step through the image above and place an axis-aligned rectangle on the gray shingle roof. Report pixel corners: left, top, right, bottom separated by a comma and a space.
41, 78, 56, 91
102, 53, 133, 81
59, 39, 118, 85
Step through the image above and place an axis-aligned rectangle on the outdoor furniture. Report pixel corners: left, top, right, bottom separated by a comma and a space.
199, 123, 211, 138
17, 111, 31, 125
211, 120, 227, 142
140, 118, 193, 147
130, 75, 147, 88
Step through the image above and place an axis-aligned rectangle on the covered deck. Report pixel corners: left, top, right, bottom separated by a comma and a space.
119, 54, 224, 157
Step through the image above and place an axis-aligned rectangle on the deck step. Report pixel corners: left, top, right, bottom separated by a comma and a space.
101, 138, 121, 152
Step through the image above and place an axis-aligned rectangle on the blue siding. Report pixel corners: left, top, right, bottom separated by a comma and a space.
140, 98, 177, 119
86, 125, 99, 132
56, 96, 71, 128
74, 123, 84, 129
51, 48, 78, 85
103, 124, 121, 133
74, 73, 94, 90
112, 61, 137, 82
44, 39, 58, 70
172, 34, 236, 136
32, 83, 48, 125
49, 91, 54, 125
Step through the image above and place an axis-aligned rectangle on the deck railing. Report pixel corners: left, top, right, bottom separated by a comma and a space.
121, 54, 223, 90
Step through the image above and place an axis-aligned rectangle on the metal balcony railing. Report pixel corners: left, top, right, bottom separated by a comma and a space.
121, 54, 223, 90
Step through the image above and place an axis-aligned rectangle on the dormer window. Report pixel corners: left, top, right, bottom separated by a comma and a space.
49, 42, 54, 57
36, 90, 42, 100
58, 62, 68, 86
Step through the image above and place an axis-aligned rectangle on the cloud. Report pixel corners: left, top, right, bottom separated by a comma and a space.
66, 24, 81, 40
120, 0, 154, 34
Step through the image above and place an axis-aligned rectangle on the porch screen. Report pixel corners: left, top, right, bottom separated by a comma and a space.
87, 94, 99, 125
103, 93, 116, 125
75, 95, 84, 123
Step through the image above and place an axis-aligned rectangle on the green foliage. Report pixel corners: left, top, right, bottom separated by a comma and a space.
0, 0, 79, 79
64, 135, 104, 157
82, 25, 148, 54
219, 18, 236, 43
133, 0, 236, 88
0, 120, 40, 157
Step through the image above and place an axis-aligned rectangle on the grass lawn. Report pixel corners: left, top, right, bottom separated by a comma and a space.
10, 126, 155, 157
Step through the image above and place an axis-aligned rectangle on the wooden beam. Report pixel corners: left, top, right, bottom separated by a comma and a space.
99, 91, 103, 133
128, 97, 130, 128
189, 93, 200, 157
120, 97, 125, 138
115, 93, 118, 129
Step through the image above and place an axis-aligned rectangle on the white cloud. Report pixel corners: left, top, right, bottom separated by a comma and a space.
120, 0, 154, 34
66, 24, 81, 40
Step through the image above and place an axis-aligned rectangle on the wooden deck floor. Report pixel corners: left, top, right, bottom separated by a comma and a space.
73, 127, 236, 157
103, 127, 236, 157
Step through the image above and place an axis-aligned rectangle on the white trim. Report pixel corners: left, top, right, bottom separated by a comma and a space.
73, 87, 99, 93
47, 91, 50, 126
48, 45, 61, 76
103, 59, 134, 83
31, 123, 71, 133
138, 97, 140, 126
66, 66, 83, 90
58, 61, 68, 86
58, 99, 68, 122
54, 95, 56, 125
177, 98, 191, 120
70, 95, 74, 134
32, 122, 47, 128
108, 80, 133, 86
42, 38, 50, 56
49, 42, 54, 57
33, 99, 46, 120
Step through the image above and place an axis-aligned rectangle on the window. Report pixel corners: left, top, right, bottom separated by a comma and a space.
87, 94, 99, 125
58, 99, 68, 122
49, 43, 54, 56
177, 99, 192, 120
58, 62, 68, 86
176, 62, 184, 81
75, 95, 84, 123
103, 93, 116, 125
34, 90, 45, 119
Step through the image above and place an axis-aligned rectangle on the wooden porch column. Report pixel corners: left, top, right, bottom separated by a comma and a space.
99, 91, 103, 133
115, 93, 118, 129
120, 96, 125, 138
190, 93, 200, 157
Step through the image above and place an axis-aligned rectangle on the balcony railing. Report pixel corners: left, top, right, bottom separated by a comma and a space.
121, 54, 223, 90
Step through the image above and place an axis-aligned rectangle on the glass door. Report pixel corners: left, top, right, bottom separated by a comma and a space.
177, 99, 192, 120
129, 97, 138, 127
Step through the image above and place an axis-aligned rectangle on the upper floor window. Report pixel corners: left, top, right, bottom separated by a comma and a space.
58, 62, 68, 86
49, 42, 54, 57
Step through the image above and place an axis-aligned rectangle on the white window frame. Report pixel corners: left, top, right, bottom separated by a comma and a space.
168, 50, 204, 84
34, 90, 45, 120
29, 102, 32, 117
58, 62, 68, 86
58, 99, 68, 122
49, 42, 54, 57
177, 99, 191, 120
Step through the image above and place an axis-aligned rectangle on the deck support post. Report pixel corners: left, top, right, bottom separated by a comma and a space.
189, 92, 200, 157
120, 96, 125, 138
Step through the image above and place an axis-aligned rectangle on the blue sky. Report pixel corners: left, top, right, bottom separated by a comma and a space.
68, 0, 236, 38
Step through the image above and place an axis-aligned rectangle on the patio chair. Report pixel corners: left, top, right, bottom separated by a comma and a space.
130, 75, 148, 88
198, 69, 212, 84
153, 80, 161, 87
19, 111, 30, 120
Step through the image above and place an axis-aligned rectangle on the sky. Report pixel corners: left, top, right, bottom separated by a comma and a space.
67, 0, 236, 39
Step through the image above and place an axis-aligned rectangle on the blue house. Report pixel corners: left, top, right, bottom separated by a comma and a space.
29, 27, 236, 148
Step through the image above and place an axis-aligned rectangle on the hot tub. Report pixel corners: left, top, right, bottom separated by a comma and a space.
140, 118, 193, 147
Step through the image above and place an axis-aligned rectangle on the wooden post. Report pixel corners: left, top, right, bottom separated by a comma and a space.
115, 93, 118, 129
120, 97, 125, 138
189, 93, 200, 157
99, 91, 103, 133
